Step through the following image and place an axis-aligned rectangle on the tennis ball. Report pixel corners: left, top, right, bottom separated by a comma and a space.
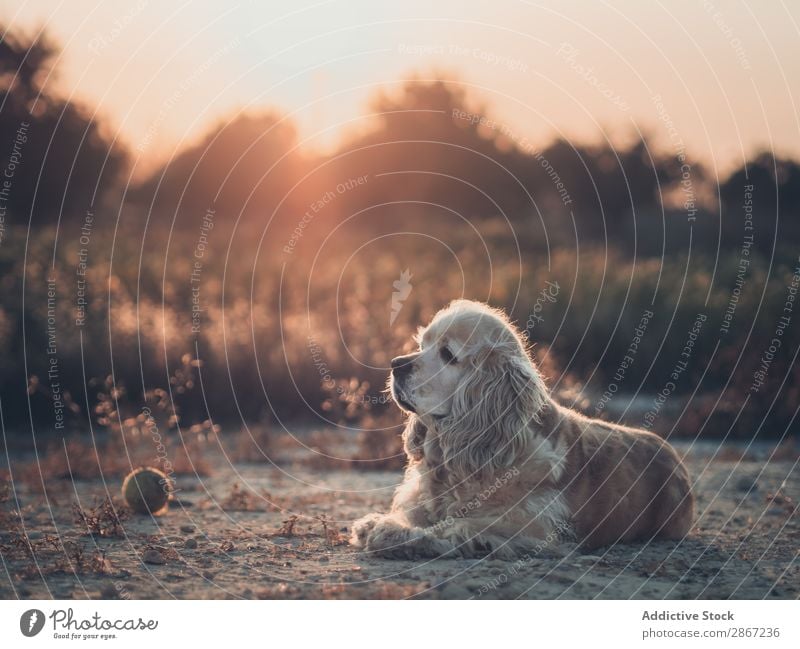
122, 466, 171, 515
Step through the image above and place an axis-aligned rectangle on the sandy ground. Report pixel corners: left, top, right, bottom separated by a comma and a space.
1, 440, 798, 600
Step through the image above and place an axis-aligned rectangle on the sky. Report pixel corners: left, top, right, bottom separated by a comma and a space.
2, 0, 799, 180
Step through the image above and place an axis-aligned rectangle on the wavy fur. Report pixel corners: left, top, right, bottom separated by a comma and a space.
351, 299, 694, 560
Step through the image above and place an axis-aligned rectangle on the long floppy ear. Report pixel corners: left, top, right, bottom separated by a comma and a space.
402, 414, 427, 462
438, 342, 547, 482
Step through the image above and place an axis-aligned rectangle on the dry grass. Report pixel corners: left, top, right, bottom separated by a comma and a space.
219, 483, 280, 512
14, 429, 213, 498
277, 515, 299, 536
766, 490, 797, 517
316, 514, 348, 547
228, 425, 274, 463
0, 477, 9, 504
57, 544, 114, 576
72, 497, 128, 537
1, 517, 114, 581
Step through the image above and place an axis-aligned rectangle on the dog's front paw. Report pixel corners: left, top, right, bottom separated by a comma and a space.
350, 513, 386, 548
365, 520, 458, 560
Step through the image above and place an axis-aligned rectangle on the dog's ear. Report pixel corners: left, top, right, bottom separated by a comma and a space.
438, 342, 547, 481
402, 414, 427, 462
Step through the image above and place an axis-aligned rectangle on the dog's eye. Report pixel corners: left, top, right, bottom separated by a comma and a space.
440, 346, 457, 364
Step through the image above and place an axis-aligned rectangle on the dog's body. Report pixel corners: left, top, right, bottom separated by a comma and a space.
351, 300, 693, 559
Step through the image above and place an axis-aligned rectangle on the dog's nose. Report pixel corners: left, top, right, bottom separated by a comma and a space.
391, 355, 414, 376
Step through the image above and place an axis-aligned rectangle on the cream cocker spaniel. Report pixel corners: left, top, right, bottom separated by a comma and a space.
351, 299, 694, 559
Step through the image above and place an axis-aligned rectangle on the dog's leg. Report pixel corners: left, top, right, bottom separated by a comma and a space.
350, 512, 387, 549
352, 512, 566, 560
361, 517, 458, 559
436, 517, 565, 560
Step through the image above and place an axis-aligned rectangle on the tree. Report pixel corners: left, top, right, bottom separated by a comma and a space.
0, 24, 127, 222
134, 111, 302, 222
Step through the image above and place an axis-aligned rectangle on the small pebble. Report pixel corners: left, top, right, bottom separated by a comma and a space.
184, 538, 198, 549
180, 525, 195, 534
142, 549, 166, 565
735, 477, 758, 493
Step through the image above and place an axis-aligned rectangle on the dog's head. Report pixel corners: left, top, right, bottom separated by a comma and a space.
390, 299, 548, 479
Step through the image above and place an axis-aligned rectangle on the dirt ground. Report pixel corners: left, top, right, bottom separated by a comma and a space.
1, 439, 798, 600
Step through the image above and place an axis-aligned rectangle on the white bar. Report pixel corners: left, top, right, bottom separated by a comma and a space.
1, 600, 798, 648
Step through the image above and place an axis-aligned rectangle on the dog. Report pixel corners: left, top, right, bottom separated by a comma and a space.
350, 299, 694, 559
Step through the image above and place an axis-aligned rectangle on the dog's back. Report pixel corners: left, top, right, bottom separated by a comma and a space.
545, 403, 694, 550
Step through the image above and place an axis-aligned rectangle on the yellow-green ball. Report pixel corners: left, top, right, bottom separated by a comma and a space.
122, 467, 170, 515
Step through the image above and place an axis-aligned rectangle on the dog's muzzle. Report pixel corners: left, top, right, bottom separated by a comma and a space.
390, 355, 416, 412
391, 355, 414, 378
